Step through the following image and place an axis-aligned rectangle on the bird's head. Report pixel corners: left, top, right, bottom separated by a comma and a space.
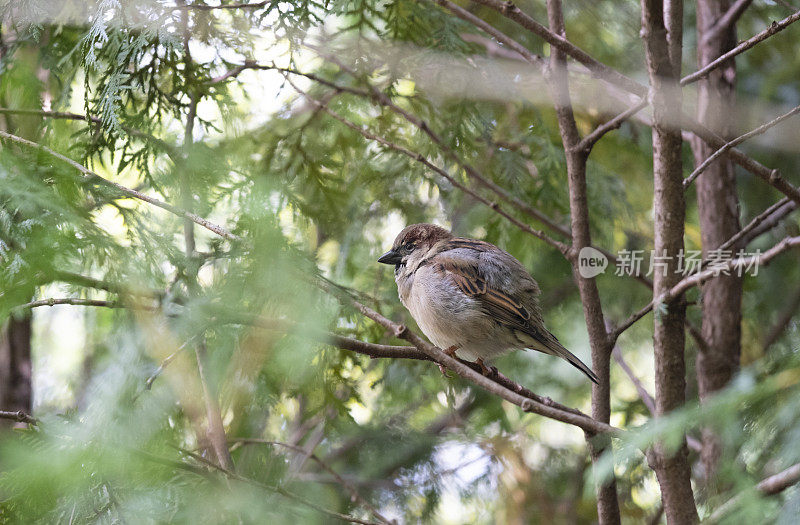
378, 223, 452, 271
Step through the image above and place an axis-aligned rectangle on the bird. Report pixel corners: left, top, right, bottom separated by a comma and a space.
377, 223, 599, 384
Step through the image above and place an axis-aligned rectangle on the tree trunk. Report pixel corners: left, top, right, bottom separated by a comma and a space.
545, 2, 621, 523
0, 31, 40, 429
690, 0, 743, 484
641, 0, 700, 522
0, 319, 33, 427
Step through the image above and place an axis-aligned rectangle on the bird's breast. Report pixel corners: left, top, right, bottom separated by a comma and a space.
399, 266, 487, 350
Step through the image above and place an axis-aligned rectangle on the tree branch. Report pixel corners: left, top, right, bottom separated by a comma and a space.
545, 0, 620, 520
610, 342, 702, 453
682, 115, 800, 206
228, 439, 394, 525
468, 0, 647, 97
218, 311, 589, 418
173, 1, 270, 10
15, 297, 144, 311
0, 130, 239, 241
641, 0, 699, 519
684, 104, 800, 189
577, 99, 650, 152
179, 448, 381, 525
325, 286, 617, 436
614, 235, 800, 338
701, 0, 753, 45
178, 4, 235, 472
0, 107, 178, 155
707, 462, 800, 522
762, 284, 800, 352
719, 197, 798, 252
278, 72, 570, 254
0, 409, 37, 425
681, 9, 800, 86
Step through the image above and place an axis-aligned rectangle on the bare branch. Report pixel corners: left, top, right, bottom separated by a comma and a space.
612, 346, 656, 415
577, 99, 649, 152
684, 104, 800, 189
173, 1, 270, 10
701, 0, 753, 45
545, 0, 620, 520
0, 131, 239, 241
681, 9, 800, 86
228, 439, 394, 525
759, 462, 800, 495
219, 311, 588, 418
661, 236, 800, 302
468, 0, 647, 97
641, 0, 698, 517
610, 343, 703, 453
433, 0, 544, 66
683, 115, 800, 206
0, 107, 178, 155
616, 236, 800, 337
707, 462, 800, 523
16, 297, 143, 310
762, 285, 800, 352
179, 448, 381, 525
719, 197, 797, 252
0, 409, 37, 425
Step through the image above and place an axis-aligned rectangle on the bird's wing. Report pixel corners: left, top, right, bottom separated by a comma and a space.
431, 239, 544, 338
431, 238, 600, 384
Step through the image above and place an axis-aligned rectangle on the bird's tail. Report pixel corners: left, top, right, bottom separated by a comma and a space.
524, 329, 599, 384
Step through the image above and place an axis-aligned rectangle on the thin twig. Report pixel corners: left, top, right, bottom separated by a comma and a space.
217, 310, 586, 416
707, 462, 800, 522
279, 72, 570, 254
0, 410, 37, 425
179, 448, 379, 525
14, 297, 149, 311
467, 0, 647, 97
145, 341, 191, 390
0, 107, 178, 155
720, 198, 791, 252
173, 1, 270, 10
682, 115, 800, 205
701, 0, 754, 46
0, 131, 239, 241
682, 9, 800, 86
576, 99, 649, 152
684, 104, 800, 189
613, 236, 800, 338
228, 439, 394, 525
762, 285, 800, 352
610, 343, 703, 453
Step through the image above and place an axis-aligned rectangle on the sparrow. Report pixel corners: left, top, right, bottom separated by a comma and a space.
378, 223, 598, 384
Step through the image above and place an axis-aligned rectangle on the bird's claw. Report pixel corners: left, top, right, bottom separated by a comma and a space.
443, 344, 460, 357
437, 345, 460, 377
476, 358, 498, 378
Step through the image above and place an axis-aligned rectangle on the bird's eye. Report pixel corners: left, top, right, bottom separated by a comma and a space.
404, 242, 415, 251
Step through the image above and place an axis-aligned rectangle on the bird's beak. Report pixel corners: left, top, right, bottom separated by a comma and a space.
377, 249, 402, 265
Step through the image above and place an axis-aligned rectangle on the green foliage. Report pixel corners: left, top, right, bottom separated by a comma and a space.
0, 0, 798, 523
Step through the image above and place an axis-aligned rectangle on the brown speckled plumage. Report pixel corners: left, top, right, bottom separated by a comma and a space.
378, 223, 598, 383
